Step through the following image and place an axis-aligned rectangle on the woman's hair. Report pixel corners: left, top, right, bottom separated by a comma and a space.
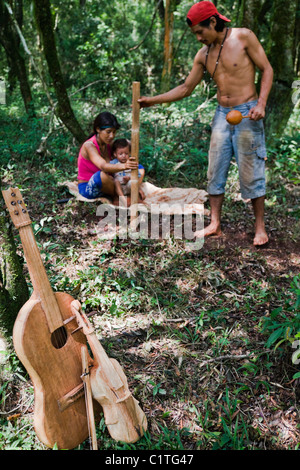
91, 111, 121, 136
186, 14, 226, 32
111, 138, 131, 155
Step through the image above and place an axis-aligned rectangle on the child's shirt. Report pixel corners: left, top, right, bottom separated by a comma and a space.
110, 159, 144, 184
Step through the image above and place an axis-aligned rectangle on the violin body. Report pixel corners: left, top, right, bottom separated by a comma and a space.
90, 358, 147, 443
71, 301, 148, 443
13, 292, 92, 449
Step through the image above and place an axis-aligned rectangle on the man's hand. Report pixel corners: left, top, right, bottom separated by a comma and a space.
249, 102, 266, 121
138, 96, 153, 108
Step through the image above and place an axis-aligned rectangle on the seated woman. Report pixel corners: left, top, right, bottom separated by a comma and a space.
77, 111, 138, 199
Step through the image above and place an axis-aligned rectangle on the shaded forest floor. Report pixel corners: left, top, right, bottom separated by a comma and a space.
0, 102, 299, 450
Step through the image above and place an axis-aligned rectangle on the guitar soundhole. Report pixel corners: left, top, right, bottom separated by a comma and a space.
51, 326, 68, 349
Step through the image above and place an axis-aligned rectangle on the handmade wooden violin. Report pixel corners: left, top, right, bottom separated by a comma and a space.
71, 300, 147, 443
2, 187, 95, 449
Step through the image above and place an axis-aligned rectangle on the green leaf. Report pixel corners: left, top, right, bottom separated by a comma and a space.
266, 327, 284, 348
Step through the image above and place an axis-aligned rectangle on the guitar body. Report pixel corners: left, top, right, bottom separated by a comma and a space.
13, 291, 92, 449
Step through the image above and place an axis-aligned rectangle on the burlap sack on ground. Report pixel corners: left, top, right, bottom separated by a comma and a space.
60, 181, 209, 216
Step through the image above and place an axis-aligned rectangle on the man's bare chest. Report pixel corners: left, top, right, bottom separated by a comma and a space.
205, 40, 250, 77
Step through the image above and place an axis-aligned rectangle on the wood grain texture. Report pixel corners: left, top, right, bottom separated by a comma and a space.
18, 225, 64, 332
130, 81, 140, 221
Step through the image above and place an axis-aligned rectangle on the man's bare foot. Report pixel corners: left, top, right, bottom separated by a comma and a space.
194, 223, 222, 239
253, 228, 269, 246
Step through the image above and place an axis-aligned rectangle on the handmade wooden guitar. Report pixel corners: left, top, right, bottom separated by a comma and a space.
2, 187, 94, 449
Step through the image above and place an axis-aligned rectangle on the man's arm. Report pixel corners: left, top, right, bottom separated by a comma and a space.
138, 51, 205, 108
243, 29, 273, 120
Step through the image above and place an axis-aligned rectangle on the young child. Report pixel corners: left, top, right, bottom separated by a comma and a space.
111, 138, 145, 206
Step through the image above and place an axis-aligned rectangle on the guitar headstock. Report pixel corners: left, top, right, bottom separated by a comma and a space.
2, 187, 32, 228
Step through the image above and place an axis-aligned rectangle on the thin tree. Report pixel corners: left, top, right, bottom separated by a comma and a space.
161, 0, 181, 93
32, 0, 86, 143
265, 0, 298, 138
0, 0, 35, 115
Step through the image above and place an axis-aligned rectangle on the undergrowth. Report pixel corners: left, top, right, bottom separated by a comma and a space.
0, 98, 299, 450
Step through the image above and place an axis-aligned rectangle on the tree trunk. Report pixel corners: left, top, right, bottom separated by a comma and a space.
0, 180, 29, 338
264, 0, 297, 140
295, 0, 300, 76
238, 0, 297, 140
33, 0, 86, 143
239, 0, 262, 34
160, 0, 181, 93
0, 0, 35, 115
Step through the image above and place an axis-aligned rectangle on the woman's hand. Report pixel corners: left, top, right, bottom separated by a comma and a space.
124, 157, 138, 170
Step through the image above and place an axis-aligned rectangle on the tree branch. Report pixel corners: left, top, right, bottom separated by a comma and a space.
129, 0, 163, 51
199, 354, 252, 368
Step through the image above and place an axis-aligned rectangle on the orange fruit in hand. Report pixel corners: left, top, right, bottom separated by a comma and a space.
226, 110, 243, 125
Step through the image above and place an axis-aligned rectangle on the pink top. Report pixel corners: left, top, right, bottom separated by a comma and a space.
77, 135, 111, 181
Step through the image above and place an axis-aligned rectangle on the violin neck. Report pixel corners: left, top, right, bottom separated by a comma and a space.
19, 225, 63, 332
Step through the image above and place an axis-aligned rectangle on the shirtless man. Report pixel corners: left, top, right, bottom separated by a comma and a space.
138, 1, 273, 246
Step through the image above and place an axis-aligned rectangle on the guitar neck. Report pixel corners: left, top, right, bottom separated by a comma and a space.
19, 224, 63, 332
1, 186, 63, 333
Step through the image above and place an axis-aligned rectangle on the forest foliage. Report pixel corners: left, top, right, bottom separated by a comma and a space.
0, 0, 299, 140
